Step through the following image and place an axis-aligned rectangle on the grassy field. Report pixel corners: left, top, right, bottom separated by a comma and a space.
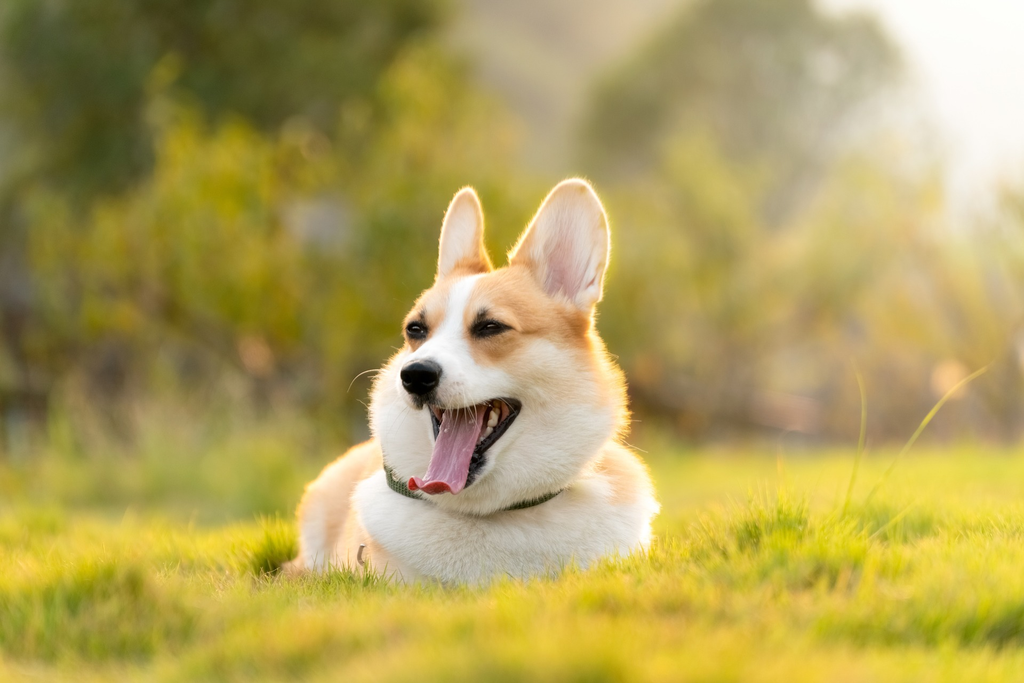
3, 429, 1024, 681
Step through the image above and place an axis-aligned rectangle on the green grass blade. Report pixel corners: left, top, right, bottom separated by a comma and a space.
864, 364, 989, 503
841, 364, 868, 517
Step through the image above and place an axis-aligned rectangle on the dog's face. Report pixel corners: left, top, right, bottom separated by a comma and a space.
369, 179, 627, 515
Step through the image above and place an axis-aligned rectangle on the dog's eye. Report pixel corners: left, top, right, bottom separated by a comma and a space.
405, 322, 428, 340
472, 319, 511, 338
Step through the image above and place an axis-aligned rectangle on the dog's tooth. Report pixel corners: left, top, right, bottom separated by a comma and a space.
483, 426, 493, 439
487, 411, 498, 428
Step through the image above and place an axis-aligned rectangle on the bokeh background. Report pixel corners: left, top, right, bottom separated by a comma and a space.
2, 0, 1024, 517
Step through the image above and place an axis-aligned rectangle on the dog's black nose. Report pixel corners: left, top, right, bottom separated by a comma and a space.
401, 360, 442, 396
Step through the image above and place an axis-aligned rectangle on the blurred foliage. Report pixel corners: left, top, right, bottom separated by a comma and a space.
602, 135, 945, 438
0, 0, 445, 196
17, 41, 526, 436
582, 0, 901, 224
1, 0, 1023, 454
581, 0, 1024, 440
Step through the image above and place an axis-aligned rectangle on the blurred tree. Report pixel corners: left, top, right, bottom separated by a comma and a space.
22, 42, 528, 438
2, 0, 1020, 449
581, 0, 902, 225
0, 0, 445, 197
0, 0, 455, 442
599, 132, 957, 440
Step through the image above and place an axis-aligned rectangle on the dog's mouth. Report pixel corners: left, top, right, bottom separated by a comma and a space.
408, 398, 521, 495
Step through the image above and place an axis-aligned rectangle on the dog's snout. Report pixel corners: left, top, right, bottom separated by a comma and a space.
401, 360, 442, 397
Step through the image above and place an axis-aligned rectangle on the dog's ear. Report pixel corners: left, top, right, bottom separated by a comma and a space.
437, 187, 491, 280
509, 179, 610, 312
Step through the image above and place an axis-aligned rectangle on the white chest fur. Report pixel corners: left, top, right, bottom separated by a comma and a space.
354, 463, 659, 584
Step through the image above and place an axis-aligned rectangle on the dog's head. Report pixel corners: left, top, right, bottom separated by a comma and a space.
369, 179, 628, 515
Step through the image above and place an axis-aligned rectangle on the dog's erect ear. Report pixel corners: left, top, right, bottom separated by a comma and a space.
437, 187, 491, 280
509, 179, 610, 312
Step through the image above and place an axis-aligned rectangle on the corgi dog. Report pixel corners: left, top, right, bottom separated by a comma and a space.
290, 179, 659, 583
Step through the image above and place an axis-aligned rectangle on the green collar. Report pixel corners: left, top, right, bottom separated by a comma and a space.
384, 463, 563, 513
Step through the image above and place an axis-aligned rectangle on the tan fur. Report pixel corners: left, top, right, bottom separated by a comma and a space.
509, 180, 610, 311
402, 265, 492, 352
466, 266, 591, 351
436, 187, 492, 279
461, 266, 628, 438
592, 443, 652, 505
290, 440, 399, 575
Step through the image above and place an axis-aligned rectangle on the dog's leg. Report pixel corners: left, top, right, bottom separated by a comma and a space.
293, 440, 382, 572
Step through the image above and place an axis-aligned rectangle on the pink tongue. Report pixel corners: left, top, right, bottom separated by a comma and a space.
409, 407, 486, 495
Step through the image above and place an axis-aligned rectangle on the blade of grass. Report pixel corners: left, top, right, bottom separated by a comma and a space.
864, 364, 989, 503
867, 501, 917, 541
841, 364, 868, 517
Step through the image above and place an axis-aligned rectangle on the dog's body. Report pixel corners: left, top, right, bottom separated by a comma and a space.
291, 179, 659, 583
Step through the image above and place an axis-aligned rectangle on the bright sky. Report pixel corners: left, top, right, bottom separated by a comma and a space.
827, 0, 1024, 211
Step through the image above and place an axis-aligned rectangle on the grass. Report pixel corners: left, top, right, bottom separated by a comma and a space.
3, 430, 1024, 681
